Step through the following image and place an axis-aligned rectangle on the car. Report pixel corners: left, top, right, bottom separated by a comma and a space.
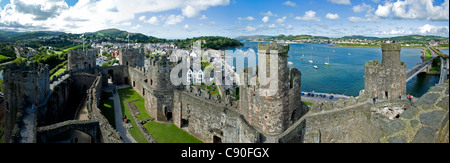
323, 95, 326, 98
329, 95, 334, 99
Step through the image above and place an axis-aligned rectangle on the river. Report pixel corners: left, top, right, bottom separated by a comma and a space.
225, 42, 441, 98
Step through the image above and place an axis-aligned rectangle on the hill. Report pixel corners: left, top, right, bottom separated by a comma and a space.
88, 28, 166, 43
0, 30, 65, 41
341, 35, 379, 40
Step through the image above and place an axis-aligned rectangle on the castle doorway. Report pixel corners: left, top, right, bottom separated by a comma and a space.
164, 106, 172, 122
181, 118, 189, 128
213, 136, 222, 143
108, 70, 114, 83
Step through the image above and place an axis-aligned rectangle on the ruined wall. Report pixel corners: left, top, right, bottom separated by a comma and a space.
2, 63, 49, 142
96, 65, 129, 86
364, 43, 406, 101
173, 89, 260, 143
67, 49, 97, 72
119, 48, 145, 68
272, 80, 449, 143
86, 73, 123, 143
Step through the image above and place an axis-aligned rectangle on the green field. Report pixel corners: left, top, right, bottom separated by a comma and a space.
302, 101, 313, 106
0, 54, 13, 63
50, 65, 66, 80
334, 43, 380, 48
99, 92, 116, 129
118, 88, 202, 143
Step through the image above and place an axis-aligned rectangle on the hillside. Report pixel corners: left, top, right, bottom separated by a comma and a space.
87, 28, 166, 43
0, 30, 65, 41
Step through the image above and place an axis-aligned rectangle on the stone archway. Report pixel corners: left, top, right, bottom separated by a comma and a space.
164, 105, 172, 122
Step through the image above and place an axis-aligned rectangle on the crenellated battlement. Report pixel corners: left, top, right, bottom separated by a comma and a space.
67, 49, 97, 71
257, 42, 290, 56
119, 48, 145, 67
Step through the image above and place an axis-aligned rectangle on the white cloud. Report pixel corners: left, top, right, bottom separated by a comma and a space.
267, 24, 277, 29
375, 24, 449, 37
275, 16, 287, 23
146, 16, 160, 25
348, 16, 365, 23
121, 22, 132, 26
200, 15, 208, 20
0, 0, 230, 33
184, 24, 189, 29
165, 15, 184, 25
353, 3, 372, 13
417, 24, 449, 35
295, 10, 321, 21
261, 11, 277, 17
283, 1, 296, 7
375, 2, 392, 18
262, 16, 269, 23
138, 16, 146, 22
238, 16, 255, 21
347, 16, 379, 23
246, 25, 257, 32
327, 0, 351, 5
326, 13, 340, 20
131, 24, 141, 30
374, 0, 449, 21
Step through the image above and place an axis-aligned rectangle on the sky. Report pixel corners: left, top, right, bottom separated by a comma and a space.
0, 0, 448, 39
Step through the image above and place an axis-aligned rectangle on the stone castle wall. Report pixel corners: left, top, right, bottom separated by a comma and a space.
364, 43, 406, 101
68, 49, 97, 72
172, 89, 259, 143
2, 63, 50, 142
270, 80, 449, 143
119, 48, 145, 68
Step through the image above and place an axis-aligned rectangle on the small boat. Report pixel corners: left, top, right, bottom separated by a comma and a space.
313, 65, 318, 69
325, 56, 330, 65
288, 62, 293, 65
348, 53, 351, 56
301, 54, 304, 60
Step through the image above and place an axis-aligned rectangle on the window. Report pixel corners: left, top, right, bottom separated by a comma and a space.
187, 70, 193, 83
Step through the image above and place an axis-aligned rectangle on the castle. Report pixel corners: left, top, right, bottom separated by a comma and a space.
2, 42, 448, 143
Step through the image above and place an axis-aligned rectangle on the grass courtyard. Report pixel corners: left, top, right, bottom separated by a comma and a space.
99, 92, 116, 129
118, 87, 202, 143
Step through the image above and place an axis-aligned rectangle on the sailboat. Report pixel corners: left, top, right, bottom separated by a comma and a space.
301, 54, 304, 61
308, 53, 313, 63
348, 53, 351, 56
325, 56, 330, 65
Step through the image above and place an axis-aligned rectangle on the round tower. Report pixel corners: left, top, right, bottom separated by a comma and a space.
244, 42, 290, 135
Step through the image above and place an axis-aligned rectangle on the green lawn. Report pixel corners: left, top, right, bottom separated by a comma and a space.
143, 122, 202, 143
99, 92, 116, 129
50, 66, 66, 80
302, 101, 313, 106
118, 87, 202, 143
118, 88, 149, 143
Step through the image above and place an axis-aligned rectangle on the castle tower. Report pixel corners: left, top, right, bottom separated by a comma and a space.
119, 48, 145, 68
2, 63, 50, 142
241, 42, 294, 135
364, 43, 406, 101
67, 49, 97, 72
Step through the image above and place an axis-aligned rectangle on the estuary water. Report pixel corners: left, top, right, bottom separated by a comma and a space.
226, 42, 440, 98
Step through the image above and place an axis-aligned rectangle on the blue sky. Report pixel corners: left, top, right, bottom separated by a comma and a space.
0, 0, 448, 39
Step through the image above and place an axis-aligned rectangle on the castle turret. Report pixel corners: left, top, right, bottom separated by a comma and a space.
67, 49, 97, 72
240, 42, 297, 135
364, 43, 406, 101
2, 63, 50, 142
119, 48, 145, 68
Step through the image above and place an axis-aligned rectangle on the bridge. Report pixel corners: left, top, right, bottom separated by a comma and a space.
406, 45, 448, 84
